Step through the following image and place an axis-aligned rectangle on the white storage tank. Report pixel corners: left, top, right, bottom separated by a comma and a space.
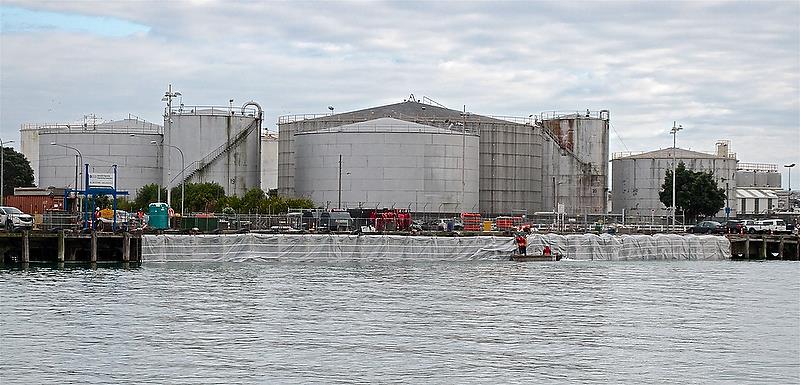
164, 102, 262, 197
293, 117, 480, 212
30, 118, 163, 196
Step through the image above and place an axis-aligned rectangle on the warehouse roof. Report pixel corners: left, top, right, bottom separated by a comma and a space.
735, 188, 779, 199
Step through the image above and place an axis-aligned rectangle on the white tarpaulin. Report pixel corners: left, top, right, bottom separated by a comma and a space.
141, 233, 730, 262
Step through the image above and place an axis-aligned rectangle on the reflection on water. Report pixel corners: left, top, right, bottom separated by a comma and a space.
1, 261, 798, 384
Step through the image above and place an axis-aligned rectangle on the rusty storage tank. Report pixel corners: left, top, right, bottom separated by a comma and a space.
539, 110, 610, 215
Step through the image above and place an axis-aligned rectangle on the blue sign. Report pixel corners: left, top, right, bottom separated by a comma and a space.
725, 207, 731, 215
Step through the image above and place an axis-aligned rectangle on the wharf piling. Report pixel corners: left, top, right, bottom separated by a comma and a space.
728, 234, 799, 260
0, 231, 142, 265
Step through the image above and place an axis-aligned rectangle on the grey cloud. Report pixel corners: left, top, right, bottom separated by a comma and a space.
1, 0, 798, 177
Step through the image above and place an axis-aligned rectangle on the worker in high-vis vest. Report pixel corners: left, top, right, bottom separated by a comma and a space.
515, 232, 527, 255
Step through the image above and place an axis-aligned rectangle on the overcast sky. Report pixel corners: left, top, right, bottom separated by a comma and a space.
1, 0, 798, 188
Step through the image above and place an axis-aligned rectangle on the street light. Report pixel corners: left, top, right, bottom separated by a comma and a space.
50, 142, 83, 211
1, 139, 14, 205
785, 163, 796, 192
152, 140, 185, 217
670, 121, 683, 229
161, 84, 181, 204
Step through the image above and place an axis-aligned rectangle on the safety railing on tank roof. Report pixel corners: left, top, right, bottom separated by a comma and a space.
294, 123, 479, 135
169, 105, 260, 117
613, 150, 739, 160
31, 123, 163, 135
278, 113, 334, 124
488, 115, 537, 125
737, 163, 779, 172
540, 110, 609, 120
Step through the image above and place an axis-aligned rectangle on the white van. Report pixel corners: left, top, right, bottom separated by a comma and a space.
750, 219, 788, 234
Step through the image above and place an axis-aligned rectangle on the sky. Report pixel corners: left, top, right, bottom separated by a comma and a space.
1, 0, 799, 189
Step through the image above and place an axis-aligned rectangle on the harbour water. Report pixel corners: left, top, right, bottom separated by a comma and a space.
1, 260, 798, 384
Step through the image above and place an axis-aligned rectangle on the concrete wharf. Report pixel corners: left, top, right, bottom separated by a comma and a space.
727, 234, 799, 260
0, 231, 142, 265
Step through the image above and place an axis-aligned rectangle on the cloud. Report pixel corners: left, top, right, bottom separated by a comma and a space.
1, 0, 798, 185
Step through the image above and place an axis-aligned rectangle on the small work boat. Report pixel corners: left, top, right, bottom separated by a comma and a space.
510, 254, 562, 262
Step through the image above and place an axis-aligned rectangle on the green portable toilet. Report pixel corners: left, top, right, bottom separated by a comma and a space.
148, 203, 169, 230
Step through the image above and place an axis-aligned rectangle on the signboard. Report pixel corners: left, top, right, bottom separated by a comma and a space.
557, 203, 565, 214
89, 173, 114, 189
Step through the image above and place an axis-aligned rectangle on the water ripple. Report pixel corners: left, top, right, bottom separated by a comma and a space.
1, 261, 798, 384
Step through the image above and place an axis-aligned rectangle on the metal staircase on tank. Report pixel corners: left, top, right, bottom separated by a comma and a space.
171, 118, 261, 186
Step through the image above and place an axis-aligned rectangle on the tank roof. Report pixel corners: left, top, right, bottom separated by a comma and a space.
297, 117, 476, 135
614, 147, 735, 160
282, 100, 511, 125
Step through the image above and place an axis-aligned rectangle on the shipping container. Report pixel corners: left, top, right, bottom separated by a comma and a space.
3, 195, 65, 215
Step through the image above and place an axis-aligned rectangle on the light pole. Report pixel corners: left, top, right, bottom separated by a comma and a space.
0, 139, 14, 205
153, 141, 185, 217
50, 142, 83, 211
785, 163, 796, 192
670, 122, 683, 229
338, 154, 342, 209
162, 84, 181, 204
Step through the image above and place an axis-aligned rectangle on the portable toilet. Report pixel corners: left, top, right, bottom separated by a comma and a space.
148, 203, 169, 230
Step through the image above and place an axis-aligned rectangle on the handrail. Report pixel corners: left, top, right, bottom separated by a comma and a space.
169, 105, 260, 117
180, 118, 261, 184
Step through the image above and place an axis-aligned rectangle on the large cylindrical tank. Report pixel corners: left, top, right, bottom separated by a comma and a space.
540, 111, 610, 215
261, 133, 278, 192
164, 103, 261, 197
293, 117, 479, 212
611, 149, 739, 217
35, 118, 162, 197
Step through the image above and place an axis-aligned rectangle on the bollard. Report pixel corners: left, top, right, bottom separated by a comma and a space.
122, 232, 130, 262
90, 231, 98, 263
22, 230, 30, 263
57, 230, 65, 262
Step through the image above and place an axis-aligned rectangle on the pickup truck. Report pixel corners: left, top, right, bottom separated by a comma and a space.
746, 219, 790, 234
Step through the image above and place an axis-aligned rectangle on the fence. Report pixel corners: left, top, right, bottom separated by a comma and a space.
33, 210, 692, 234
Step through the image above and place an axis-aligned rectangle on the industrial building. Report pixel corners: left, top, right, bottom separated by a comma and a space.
611, 142, 739, 218
734, 163, 786, 214
19, 98, 263, 202
278, 98, 609, 216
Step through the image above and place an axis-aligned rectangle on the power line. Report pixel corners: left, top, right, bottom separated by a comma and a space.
609, 121, 629, 152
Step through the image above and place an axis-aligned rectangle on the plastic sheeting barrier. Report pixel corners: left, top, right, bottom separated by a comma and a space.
141, 233, 730, 262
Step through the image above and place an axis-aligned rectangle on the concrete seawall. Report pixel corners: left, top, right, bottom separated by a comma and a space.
141, 233, 730, 262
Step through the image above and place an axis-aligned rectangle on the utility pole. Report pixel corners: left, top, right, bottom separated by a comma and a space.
670, 122, 683, 229
338, 154, 342, 210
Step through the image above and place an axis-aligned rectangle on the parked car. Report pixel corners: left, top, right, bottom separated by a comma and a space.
318, 211, 355, 232
722, 220, 744, 234
687, 220, 723, 234
0, 206, 34, 231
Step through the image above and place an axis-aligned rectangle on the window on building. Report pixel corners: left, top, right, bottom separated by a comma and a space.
741, 198, 747, 214
768, 199, 773, 211
754, 199, 760, 214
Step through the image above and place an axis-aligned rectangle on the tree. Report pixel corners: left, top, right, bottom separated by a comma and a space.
1, 147, 34, 197
660, 162, 726, 222
180, 182, 226, 212
133, 183, 167, 211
